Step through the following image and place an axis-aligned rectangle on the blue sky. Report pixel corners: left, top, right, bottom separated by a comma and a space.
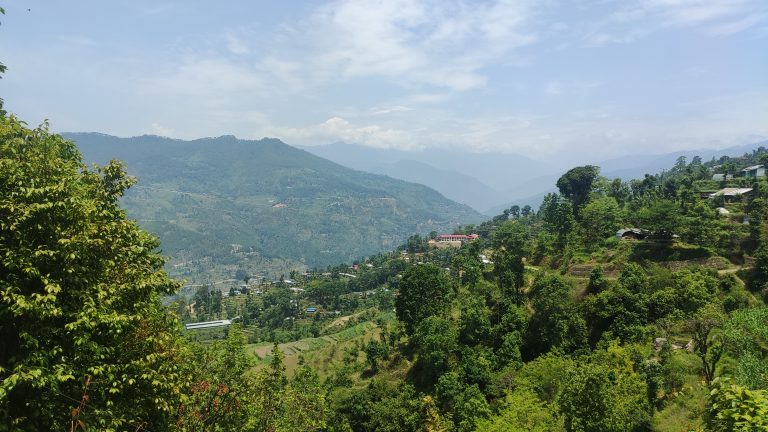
1, 0, 766, 162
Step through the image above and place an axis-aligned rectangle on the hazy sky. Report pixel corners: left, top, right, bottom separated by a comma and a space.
1, 0, 766, 161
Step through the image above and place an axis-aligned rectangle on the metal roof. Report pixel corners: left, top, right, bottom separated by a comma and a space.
184, 319, 232, 330
710, 188, 753, 197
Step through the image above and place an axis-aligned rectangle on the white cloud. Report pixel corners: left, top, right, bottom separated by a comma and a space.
297, 0, 537, 91
595, 0, 768, 43
225, 32, 250, 55
370, 105, 414, 115
148, 123, 175, 137
142, 58, 264, 97
265, 117, 417, 149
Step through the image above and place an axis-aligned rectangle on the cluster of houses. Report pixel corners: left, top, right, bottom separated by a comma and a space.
712, 164, 765, 181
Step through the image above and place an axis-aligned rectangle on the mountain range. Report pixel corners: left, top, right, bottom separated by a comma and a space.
303, 140, 768, 214
65, 133, 484, 283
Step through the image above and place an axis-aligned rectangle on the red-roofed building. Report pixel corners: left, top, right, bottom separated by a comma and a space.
437, 234, 479, 243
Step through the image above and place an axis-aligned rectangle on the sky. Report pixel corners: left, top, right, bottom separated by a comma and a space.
1, 0, 766, 162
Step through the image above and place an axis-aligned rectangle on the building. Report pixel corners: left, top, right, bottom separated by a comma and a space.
709, 188, 753, 200
711, 173, 733, 181
429, 233, 479, 249
742, 165, 766, 178
437, 234, 479, 243
616, 228, 650, 240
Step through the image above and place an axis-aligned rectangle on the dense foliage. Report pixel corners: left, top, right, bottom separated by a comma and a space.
3, 115, 768, 431
0, 117, 182, 430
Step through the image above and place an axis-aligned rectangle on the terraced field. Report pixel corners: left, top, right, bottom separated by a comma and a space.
247, 317, 388, 376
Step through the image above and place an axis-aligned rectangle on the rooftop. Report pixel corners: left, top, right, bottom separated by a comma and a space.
710, 187, 753, 197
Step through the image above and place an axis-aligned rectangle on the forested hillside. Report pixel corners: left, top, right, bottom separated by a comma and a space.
65, 133, 483, 283
4, 117, 767, 431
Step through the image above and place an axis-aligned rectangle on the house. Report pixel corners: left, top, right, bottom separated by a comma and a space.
616, 228, 650, 241
306, 307, 317, 313
742, 165, 766, 178
709, 188, 753, 200
711, 174, 733, 181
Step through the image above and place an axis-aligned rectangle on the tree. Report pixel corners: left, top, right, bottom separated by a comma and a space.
722, 307, 768, 389
556, 166, 600, 215
474, 388, 564, 432
607, 178, 630, 206
491, 221, 529, 302
251, 343, 289, 431
278, 366, 330, 431
413, 316, 458, 386
706, 378, 768, 431
636, 199, 680, 239
582, 264, 650, 344
423, 395, 451, 432
586, 266, 609, 295
395, 264, 451, 335
580, 196, 623, 246
364, 340, 389, 373
0, 117, 183, 429
539, 193, 575, 248
459, 295, 491, 346
0, 7, 6, 118
526, 274, 588, 357
557, 345, 650, 432
176, 325, 253, 431
688, 304, 726, 385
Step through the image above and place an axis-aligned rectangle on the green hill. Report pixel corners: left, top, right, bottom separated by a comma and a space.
64, 133, 483, 282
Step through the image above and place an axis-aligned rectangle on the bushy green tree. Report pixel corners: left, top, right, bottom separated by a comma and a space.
636, 199, 680, 239
474, 388, 564, 432
0, 118, 183, 430
556, 165, 600, 216
413, 316, 458, 386
580, 196, 623, 246
557, 346, 650, 432
491, 221, 529, 302
176, 325, 253, 431
539, 193, 576, 248
688, 304, 726, 385
459, 295, 492, 346
526, 274, 588, 357
395, 264, 451, 335
582, 265, 650, 344
707, 378, 768, 431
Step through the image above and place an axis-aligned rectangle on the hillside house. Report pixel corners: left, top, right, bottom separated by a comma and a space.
709, 188, 753, 201
742, 165, 766, 178
616, 228, 650, 240
711, 173, 733, 181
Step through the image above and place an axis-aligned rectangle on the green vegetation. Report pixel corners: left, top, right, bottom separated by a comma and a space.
3, 114, 768, 431
64, 133, 484, 283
